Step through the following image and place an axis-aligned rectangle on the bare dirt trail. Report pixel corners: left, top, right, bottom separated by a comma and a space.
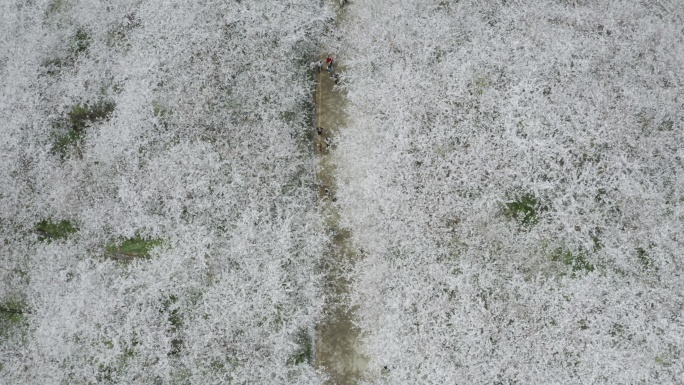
313, 4, 368, 384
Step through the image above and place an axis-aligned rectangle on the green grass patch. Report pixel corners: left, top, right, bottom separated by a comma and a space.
68, 101, 116, 132
502, 193, 547, 226
70, 28, 91, 56
288, 329, 312, 365
107, 12, 140, 47
551, 247, 594, 276
51, 100, 116, 157
655, 353, 671, 366
279, 110, 297, 124
51, 129, 84, 157
208, 356, 239, 376
45, 0, 69, 18
152, 101, 173, 131
0, 299, 29, 342
475, 76, 491, 94
435, 143, 455, 156
636, 247, 652, 268
41, 27, 92, 76
171, 369, 192, 383
106, 235, 163, 259
35, 219, 78, 241
152, 102, 168, 118
42, 56, 65, 76
0, 299, 27, 324
578, 319, 589, 330
106, 28, 127, 48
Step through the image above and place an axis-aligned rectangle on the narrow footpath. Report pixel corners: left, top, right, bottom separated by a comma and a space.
313, 5, 368, 383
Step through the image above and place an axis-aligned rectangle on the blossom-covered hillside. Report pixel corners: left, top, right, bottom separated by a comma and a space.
334, 1, 684, 383
0, 0, 331, 383
2, 0, 683, 384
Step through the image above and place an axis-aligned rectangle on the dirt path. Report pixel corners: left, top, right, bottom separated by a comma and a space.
313, 6, 368, 383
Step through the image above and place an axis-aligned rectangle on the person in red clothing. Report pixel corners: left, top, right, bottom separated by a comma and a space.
326, 55, 334, 73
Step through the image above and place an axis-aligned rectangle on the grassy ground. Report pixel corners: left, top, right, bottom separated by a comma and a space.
105, 236, 163, 258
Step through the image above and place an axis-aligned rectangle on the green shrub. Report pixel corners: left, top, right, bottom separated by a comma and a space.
35, 219, 78, 241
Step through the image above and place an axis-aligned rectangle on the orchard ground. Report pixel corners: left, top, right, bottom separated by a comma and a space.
1, 1, 683, 384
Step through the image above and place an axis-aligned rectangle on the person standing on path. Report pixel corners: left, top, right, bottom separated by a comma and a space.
312, 60, 323, 73
326, 55, 334, 74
